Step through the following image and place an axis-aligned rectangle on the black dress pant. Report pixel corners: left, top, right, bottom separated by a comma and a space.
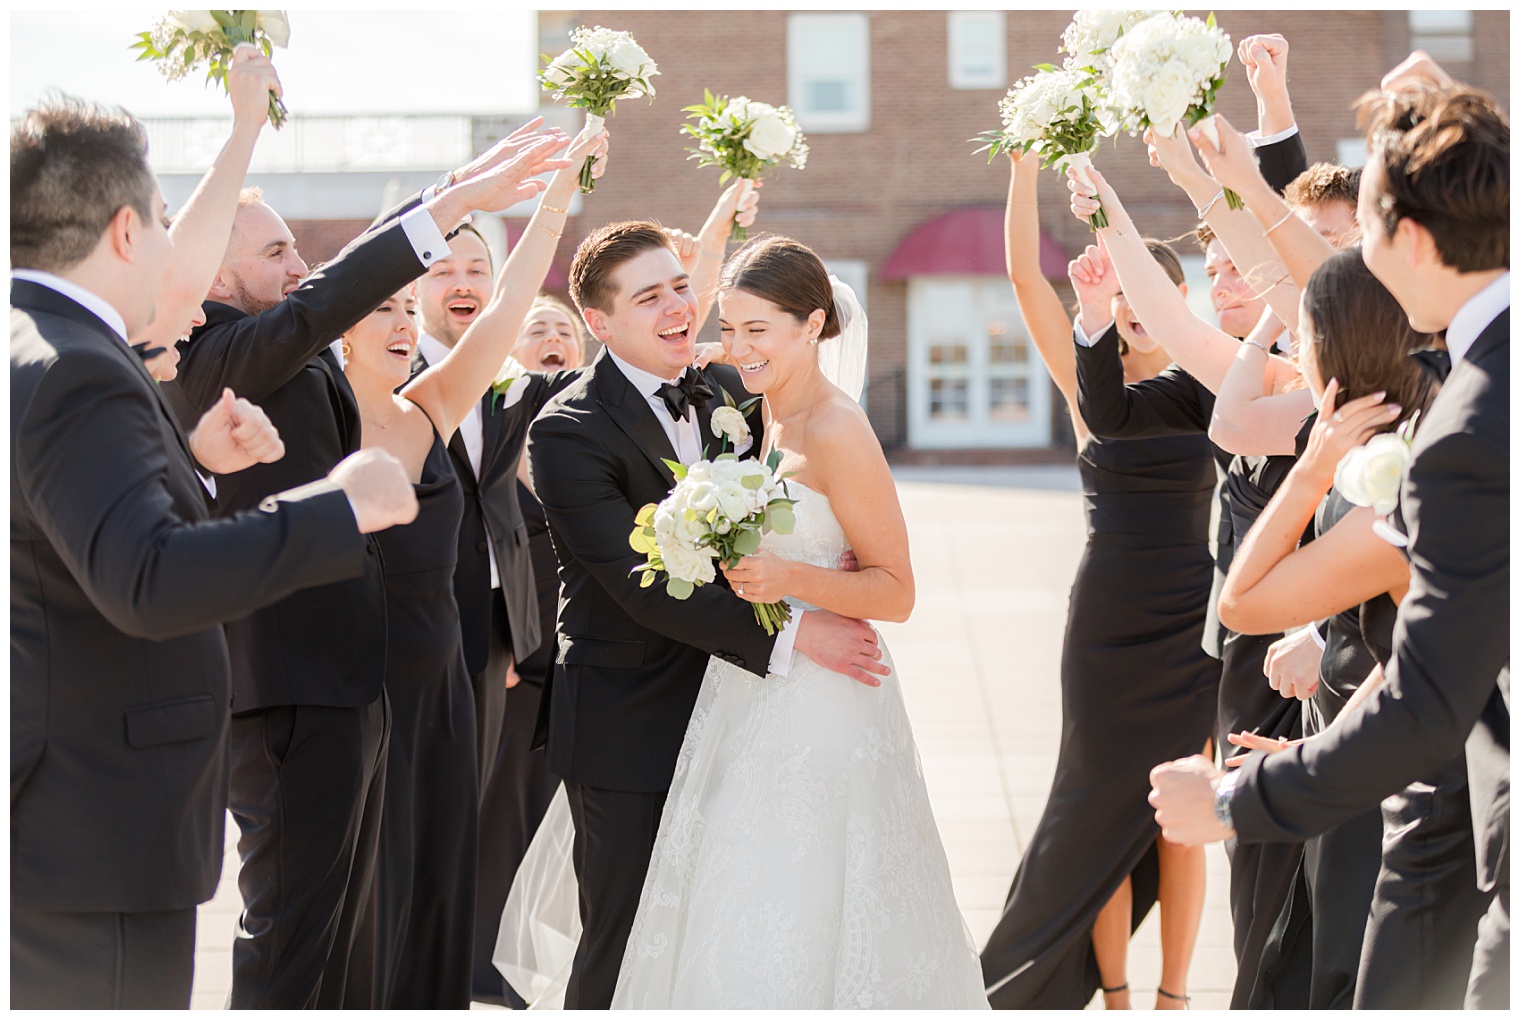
562, 780, 667, 1010
228, 695, 390, 1008
471, 673, 562, 1005
471, 594, 512, 791
11, 906, 196, 1008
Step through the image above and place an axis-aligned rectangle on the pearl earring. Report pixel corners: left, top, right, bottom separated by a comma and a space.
808, 336, 820, 346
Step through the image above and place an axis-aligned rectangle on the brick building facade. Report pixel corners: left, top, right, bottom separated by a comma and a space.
268, 10, 1508, 459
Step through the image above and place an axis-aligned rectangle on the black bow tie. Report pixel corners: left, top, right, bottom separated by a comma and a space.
1410, 347, 1452, 384
654, 368, 714, 422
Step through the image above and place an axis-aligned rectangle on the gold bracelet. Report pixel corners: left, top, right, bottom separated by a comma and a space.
536, 223, 563, 240
1262, 208, 1296, 236
540, 203, 568, 215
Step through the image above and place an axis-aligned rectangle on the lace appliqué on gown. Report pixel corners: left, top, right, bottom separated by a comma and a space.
612, 483, 990, 1009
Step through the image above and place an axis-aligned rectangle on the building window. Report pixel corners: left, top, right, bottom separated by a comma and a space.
1336, 138, 1369, 169
788, 13, 870, 133
947, 12, 1005, 90
1408, 10, 1474, 64
907, 278, 1051, 448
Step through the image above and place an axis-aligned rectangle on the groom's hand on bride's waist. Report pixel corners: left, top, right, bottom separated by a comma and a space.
795, 609, 888, 688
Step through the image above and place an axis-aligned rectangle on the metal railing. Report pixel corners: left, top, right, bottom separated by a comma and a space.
140, 114, 474, 174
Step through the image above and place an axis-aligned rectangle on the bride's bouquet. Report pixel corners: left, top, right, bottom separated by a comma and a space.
132, 10, 290, 128
539, 25, 658, 193
681, 91, 808, 242
1107, 11, 1240, 207
629, 449, 798, 636
976, 66, 1116, 229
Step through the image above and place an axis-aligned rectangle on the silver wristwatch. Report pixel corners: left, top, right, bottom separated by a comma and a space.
433, 169, 457, 193
1214, 770, 1239, 831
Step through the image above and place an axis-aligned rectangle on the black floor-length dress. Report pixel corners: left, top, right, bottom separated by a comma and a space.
1353, 547, 1491, 1008
1242, 489, 1386, 1008
353, 424, 479, 1008
980, 426, 1220, 1007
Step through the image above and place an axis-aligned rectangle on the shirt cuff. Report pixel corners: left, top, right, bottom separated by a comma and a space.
767, 612, 801, 678
197, 471, 217, 499
399, 205, 452, 267
1073, 317, 1116, 348
1305, 621, 1326, 650
1246, 124, 1299, 148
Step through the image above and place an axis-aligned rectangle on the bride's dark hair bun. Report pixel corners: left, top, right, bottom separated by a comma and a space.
719, 236, 842, 340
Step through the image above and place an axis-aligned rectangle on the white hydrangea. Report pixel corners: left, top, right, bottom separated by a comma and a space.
1061, 9, 1165, 74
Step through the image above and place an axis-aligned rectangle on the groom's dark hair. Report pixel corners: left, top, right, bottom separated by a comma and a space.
570, 220, 676, 314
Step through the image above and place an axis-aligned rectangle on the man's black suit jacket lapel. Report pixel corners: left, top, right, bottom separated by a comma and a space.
593, 351, 681, 487
313, 346, 361, 456
12, 281, 198, 471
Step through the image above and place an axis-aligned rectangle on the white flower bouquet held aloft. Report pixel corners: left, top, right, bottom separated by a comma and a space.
682, 91, 808, 242
1060, 9, 1171, 78
630, 449, 798, 636
975, 66, 1116, 229
539, 25, 658, 193
1334, 412, 1420, 545
1107, 11, 1240, 207
132, 10, 291, 127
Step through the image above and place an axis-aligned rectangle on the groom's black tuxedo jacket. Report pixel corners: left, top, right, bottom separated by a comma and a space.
409, 352, 580, 672
1232, 310, 1510, 893
10, 280, 365, 912
527, 352, 775, 792
163, 199, 431, 711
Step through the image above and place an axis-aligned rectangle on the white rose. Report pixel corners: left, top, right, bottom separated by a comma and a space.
492, 354, 526, 390
1175, 32, 1225, 77
661, 541, 717, 585
707, 458, 744, 484
674, 512, 707, 546
1334, 434, 1412, 516
167, 10, 219, 33
685, 481, 719, 514
1141, 60, 1196, 138
715, 481, 752, 521
543, 48, 580, 87
684, 461, 711, 484
710, 405, 751, 446
257, 10, 291, 48
744, 113, 797, 160
607, 38, 652, 79
653, 507, 677, 541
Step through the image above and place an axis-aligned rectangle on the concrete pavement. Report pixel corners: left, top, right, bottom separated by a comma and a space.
191, 466, 1237, 1009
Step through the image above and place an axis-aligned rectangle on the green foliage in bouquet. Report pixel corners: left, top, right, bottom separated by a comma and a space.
131, 10, 290, 128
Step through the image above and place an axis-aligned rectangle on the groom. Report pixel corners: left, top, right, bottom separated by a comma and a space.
527, 221, 889, 1008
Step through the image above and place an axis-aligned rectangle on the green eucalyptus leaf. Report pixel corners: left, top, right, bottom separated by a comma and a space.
732, 529, 762, 556
667, 577, 694, 600
767, 505, 796, 534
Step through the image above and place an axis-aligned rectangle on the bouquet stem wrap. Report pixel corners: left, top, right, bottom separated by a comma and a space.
1066, 152, 1109, 230
732, 179, 755, 242
580, 113, 606, 193
1191, 115, 1244, 210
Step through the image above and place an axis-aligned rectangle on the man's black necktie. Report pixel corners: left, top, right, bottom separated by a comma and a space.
654, 368, 714, 422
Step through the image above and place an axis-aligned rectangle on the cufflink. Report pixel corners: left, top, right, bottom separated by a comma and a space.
1214, 770, 1239, 831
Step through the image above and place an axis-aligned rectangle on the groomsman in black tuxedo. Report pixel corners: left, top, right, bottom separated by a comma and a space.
1151, 74, 1510, 1008
161, 122, 570, 1008
9, 98, 418, 1009
527, 222, 890, 1008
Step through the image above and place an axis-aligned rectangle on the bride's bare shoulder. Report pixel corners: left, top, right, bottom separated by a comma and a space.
802, 394, 888, 481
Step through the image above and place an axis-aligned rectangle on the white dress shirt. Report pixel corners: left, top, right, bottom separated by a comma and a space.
13, 269, 219, 499
605, 351, 796, 677
1245, 124, 1299, 148
1444, 271, 1510, 366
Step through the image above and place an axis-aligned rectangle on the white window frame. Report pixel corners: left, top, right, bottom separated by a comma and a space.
1408, 10, 1475, 63
947, 11, 1006, 90
907, 276, 1052, 449
787, 12, 871, 133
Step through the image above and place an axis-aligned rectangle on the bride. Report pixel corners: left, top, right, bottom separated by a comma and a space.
607, 237, 989, 1009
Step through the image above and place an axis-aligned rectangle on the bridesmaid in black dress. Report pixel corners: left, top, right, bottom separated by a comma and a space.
979, 153, 1217, 1010
1219, 252, 1487, 1008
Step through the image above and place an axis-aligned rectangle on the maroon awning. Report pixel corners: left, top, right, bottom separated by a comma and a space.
880, 206, 1069, 281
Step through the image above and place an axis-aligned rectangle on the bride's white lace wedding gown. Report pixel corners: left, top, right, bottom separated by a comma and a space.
611, 481, 990, 1009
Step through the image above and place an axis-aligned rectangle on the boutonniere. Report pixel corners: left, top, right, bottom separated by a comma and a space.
1335, 411, 1419, 547
488, 355, 528, 416
708, 386, 759, 453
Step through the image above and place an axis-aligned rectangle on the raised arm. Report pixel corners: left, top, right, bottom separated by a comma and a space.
1191, 115, 1338, 292
724, 402, 913, 623
1209, 305, 1315, 456
687, 182, 761, 335
404, 127, 595, 438
1006, 153, 1086, 440
1218, 382, 1407, 633
136, 48, 277, 352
